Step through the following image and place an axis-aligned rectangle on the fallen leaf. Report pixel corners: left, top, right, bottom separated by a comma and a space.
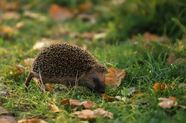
94, 108, 113, 119
0, 0, 19, 11
10, 64, 25, 75
78, 0, 92, 12
73, 110, 96, 121
0, 116, 16, 123
105, 68, 126, 86
76, 32, 94, 40
24, 11, 47, 21
16, 22, 24, 29
1, 12, 20, 20
158, 97, 178, 109
60, 99, 70, 105
0, 26, 18, 39
18, 118, 46, 123
102, 94, 115, 102
60, 99, 96, 109
48, 103, 60, 113
153, 82, 167, 92
135, 93, 142, 97
46, 84, 55, 91
33, 38, 62, 50
49, 4, 74, 22
72, 108, 113, 121
81, 100, 97, 109
171, 83, 176, 88
143, 32, 158, 42
69, 99, 82, 107
169, 96, 177, 101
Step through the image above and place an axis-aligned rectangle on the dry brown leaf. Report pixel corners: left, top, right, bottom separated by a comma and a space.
82, 100, 97, 109
0, 26, 18, 39
143, 32, 158, 42
16, 22, 24, 29
10, 64, 25, 75
60, 99, 96, 109
72, 108, 113, 120
49, 4, 74, 21
18, 118, 45, 123
1, 12, 20, 20
94, 108, 113, 119
73, 110, 96, 121
48, 103, 60, 113
69, 99, 82, 107
158, 97, 178, 109
0, 116, 16, 123
0, 0, 19, 11
102, 94, 115, 102
78, 0, 92, 12
169, 96, 177, 101
24, 11, 47, 21
153, 82, 167, 92
60, 99, 82, 107
33, 38, 62, 50
76, 32, 94, 40
46, 84, 55, 91
60, 99, 70, 105
105, 68, 126, 86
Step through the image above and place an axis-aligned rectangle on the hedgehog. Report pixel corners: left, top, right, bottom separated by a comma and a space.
24, 43, 107, 93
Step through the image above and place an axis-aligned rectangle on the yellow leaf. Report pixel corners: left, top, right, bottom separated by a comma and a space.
105, 68, 126, 86
48, 103, 60, 113
153, 82, 167, 92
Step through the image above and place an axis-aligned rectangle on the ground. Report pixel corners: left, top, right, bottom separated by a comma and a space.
0, 0, 186, 123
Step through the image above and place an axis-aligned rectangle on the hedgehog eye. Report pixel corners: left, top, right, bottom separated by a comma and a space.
92, 77, 99, 84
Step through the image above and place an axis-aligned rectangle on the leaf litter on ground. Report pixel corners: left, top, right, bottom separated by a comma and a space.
72, 108, 113, 121
60, 99, 96, 109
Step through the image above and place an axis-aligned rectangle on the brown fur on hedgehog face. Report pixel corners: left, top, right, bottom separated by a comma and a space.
78, 64, 106, 93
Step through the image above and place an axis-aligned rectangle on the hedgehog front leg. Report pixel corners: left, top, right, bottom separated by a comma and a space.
24, 72, 39, 91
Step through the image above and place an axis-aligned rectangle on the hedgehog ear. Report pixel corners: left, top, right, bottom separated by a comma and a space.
86, 66, 93, 73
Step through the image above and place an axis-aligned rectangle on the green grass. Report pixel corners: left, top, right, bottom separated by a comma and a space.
1, 1, 186, 123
